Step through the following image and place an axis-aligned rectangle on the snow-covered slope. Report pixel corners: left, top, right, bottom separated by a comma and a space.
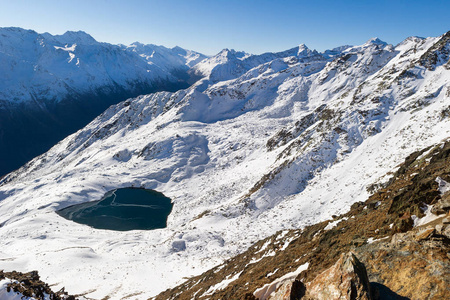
122, 42, 207, 71
0, 32, 449, 299
0, 27, 206, 176
0, 27, 204, 104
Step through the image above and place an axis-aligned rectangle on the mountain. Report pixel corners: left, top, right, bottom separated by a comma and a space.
189, 44, 334, 83
156, 139, 450, 299
0, 27, 206, 176
0, 27, 207, 106
122, 42, 206, 71
0, 31, 449, 299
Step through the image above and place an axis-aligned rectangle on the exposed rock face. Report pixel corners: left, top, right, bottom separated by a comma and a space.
303, 252, 371, 300
267, 253, 372, 300
431, 191, 450, 215
355, 222, 450, 300
0, 270, 76, 299
266, 281, 295, 300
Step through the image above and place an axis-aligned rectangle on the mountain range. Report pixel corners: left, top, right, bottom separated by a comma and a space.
0, 29, 449, 299
0, 27, 206, 176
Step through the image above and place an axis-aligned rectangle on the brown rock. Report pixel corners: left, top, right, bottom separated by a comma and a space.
304, 252, 372, 300
431, 193, 450, 214
414, 227, 435, 241
267, 281, 294, 300
356, 229, 450, 300
443, 224, 450, 239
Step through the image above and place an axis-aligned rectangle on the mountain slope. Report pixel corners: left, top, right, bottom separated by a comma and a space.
0, 27, 205, 105
0, 27, 206, 176
155, 139, 450, 299
0, 32, 449, 299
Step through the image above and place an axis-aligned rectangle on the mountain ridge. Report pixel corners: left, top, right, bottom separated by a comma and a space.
0, 26, 207, 176
0, 30, 449, 299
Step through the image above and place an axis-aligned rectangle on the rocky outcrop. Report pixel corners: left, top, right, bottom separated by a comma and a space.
265, 252, 373, 300
419, 31, 450, 70
431, 190, 450, 215
355, 219, 450, 300
301, 252, 371, 300
0, 270, 76, 300
260, 252, 372, 300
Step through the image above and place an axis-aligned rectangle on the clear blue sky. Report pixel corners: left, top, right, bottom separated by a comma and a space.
0, 0, 448, 55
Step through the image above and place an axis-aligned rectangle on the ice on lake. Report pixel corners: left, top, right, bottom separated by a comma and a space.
57, 188, 173, 231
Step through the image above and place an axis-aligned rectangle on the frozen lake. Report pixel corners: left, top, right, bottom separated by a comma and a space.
57, 188, 173, 231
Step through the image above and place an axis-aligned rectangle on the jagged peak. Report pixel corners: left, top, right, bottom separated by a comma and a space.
45, 30, 98, 45
216, 48, 248, 60
365, 37, 388, 46
129, 41, 145, 47
329, 45, 353, 52
62, 30, 96, 40
297, 43, 309, 50
0, 27, 97, 45
395, 35, 425, 48
0, 26, 37, 35
405, 35, 425, 42
171, 45, 185, 52
322, 45, 352, 59
127, 42, 162, 51
296, 43, 315, 56
275, 44, 319, 59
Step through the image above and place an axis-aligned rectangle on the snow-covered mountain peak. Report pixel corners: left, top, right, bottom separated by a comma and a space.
365, 37, 387, 46
0, 28, 207, 105
55, 30, 97, 45
217, 48, 249, 60
296, 43, 313, 56
0, 26, 37, 37
394, 35, 427, 49
322, 45, 352, 58
122, 41, 207, 69
127, 41, 145, 47
191, 45, 325, 83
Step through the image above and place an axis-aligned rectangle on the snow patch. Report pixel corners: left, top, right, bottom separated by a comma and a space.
202, 271, 242, 296
436, 176, 450, 195
412, 205, 442, 227
324, 217, 348, 230
254, 263, 309, 300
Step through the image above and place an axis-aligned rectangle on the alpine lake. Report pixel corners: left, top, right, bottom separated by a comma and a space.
57, 188, 173, 231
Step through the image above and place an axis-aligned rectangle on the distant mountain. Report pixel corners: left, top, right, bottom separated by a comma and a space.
0, 31, 449, 299
122, 42, 206, 69
0, 27, 207, 176
190, 44, 333, 83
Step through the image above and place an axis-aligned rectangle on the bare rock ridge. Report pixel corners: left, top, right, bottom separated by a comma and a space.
0, 270, 76, 299
154, 139, 450, 299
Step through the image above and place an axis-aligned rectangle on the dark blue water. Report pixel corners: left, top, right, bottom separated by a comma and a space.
57, 188, 173, 231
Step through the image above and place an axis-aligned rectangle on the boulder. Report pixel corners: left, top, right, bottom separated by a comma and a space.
304, 252, 372, 300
